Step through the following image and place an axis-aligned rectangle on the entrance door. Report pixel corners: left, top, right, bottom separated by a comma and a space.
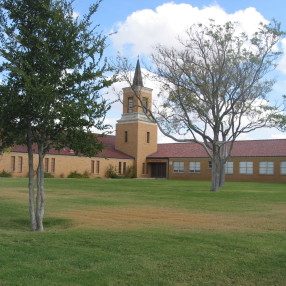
150, 163, 167, 178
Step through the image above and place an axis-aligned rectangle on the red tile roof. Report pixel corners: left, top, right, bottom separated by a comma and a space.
11, 135, 133, 160
148, 139, 286, 158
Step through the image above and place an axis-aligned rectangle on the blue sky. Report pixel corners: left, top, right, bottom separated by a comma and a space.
76, 1, 286, 141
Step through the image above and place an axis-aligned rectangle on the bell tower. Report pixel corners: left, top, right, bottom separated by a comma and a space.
115, 60, 158, 177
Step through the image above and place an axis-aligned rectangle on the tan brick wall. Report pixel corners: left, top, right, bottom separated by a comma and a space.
115, 121, 157, 178
0, 152, 134, 178
167, 157, 286, 183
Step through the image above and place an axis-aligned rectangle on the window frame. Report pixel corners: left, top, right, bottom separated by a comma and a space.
239, 161, 253, 175
225, 162, 234, 174
10, 156, 16, 173
189, 161, 201, 173
259, 161, 274, 175
281, 161, 286, 175
173, 162, 184, 173
51, 158, 56, 173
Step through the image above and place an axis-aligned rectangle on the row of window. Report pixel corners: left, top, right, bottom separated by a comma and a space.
91, 160, 100, 174
44, 158, 56, 173
10, 156, 56, 173
91, 160, 127, 175
173, 161, 286, 175
10, 156, 23, 173
124, 131, 150, 143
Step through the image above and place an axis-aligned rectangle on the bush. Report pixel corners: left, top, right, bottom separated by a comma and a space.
125, 166, 137, 178
0, 170, 12, 177
44, 172, 54, 178
105, 165, 119, 178
67, 171, 89, 178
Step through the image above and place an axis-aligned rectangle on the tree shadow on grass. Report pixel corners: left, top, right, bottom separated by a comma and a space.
6, 217, 74, 231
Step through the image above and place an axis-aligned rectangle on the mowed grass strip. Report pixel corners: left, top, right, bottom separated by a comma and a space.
0, 178, 286, 286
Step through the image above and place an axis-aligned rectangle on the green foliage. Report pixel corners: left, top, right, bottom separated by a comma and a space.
44, 172, 54, 178
0, 170, 12, 177
125, 165, 137, 178
105, 165, 119, 178
0, 0, 115, 158
67, 171, 89, 179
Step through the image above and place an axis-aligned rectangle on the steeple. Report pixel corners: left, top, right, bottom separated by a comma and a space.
132, 59, 143, 87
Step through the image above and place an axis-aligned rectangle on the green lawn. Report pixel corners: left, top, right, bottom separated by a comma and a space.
0, 178, 286, 286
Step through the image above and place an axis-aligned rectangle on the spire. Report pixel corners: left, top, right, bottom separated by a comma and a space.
132, 59, 144, 87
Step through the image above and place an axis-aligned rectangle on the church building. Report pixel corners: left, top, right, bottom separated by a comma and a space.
1, 60, 286, 183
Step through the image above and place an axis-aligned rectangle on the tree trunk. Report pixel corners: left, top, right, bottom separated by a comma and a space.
219, 158, 225, 188
36, 143, 45, 231
211, 145, 220, 192
27, 125, 36, 231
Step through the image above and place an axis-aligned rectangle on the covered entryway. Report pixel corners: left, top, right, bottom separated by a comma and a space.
150, 162, 167, 178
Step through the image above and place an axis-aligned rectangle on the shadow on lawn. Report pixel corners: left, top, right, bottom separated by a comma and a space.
5, 217, 74, 231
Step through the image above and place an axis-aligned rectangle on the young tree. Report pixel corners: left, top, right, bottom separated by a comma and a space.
0, 0, 114, 230
116, 20, 284, 192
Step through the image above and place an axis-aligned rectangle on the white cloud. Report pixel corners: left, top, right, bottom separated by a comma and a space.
111, 3, 268, 58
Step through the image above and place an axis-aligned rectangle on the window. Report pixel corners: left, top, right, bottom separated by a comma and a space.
10, 156, 15, 172
128, 97, 133, 113
124, 131, 128, 143
173, 162, 184, 173
18, 156, 23, 173
44, 158, 49, 173
142, 97, 148, 111
91, 160, 95, 174
225, 162, 233, 174
189, 162, 200, 173
147, 132, 150, 143
259, 162, 274, 175
96, 161, 100, 174
123, 162, 126, 175
281, 162, 286, 175
239, 162, 253, 174
208, 161, 212, 169
51, 158, 56, 173
119, 162, 122, 174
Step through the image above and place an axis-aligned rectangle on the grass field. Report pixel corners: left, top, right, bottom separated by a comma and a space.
0, 178, 286, 286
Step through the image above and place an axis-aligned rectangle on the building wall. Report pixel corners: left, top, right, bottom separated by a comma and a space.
0, 152, 134, 178
115, 120, 157, 178
167, 157, 286, 183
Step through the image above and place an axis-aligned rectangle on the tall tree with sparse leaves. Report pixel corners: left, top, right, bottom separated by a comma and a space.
116, 20, 284, 192
0, 0, 115, 231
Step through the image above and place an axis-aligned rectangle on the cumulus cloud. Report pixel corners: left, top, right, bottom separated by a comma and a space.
111, 3, 268, 57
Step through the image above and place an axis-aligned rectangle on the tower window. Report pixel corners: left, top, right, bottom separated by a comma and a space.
125, 131, 128, 142
147, 132, 150, 143
128, 97, 133, 113
142, 97, 148, 112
